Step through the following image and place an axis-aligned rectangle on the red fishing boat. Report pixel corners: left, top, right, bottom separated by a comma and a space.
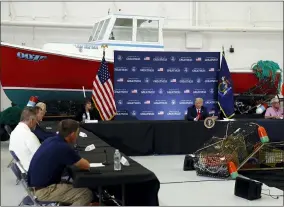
0, 14, 281, 107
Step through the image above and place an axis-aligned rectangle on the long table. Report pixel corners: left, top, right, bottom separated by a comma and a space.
41, 122, 160, 206
82, 119, 284, 156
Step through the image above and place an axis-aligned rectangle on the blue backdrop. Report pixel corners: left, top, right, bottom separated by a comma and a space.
114, 51, 220, 120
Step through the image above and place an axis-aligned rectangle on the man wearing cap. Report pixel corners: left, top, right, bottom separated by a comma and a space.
264, 98, 283, 119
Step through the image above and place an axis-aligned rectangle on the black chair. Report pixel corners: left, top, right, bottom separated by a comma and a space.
4, 125, 12, 136
4, 125, 14, 168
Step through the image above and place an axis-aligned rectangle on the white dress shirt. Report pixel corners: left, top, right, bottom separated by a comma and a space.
86, 112, 91, 120
194, 108, 201, 121
9, 122, 40, 171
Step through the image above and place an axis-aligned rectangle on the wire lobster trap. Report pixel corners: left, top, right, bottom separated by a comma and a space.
193, 122, 259, 179
240, 142, 284, 171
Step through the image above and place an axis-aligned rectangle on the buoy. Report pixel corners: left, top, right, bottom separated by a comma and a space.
227, 161, 238, 179
257, 126, 269, 143
256, 103, 268, 114
26, 96, 38, 107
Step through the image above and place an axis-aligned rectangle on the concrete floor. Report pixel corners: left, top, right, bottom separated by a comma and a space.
1, 142, 283, 206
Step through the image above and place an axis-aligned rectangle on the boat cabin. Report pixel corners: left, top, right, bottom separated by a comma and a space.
42, 14, 165, 59
87, 14, 164, 49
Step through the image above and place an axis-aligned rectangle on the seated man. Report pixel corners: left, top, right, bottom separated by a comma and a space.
9, 107, 40, 171
33, 104, 56, 142
265, 98, 283, 119
187, 98, 209, 121
27, 119, 93, 206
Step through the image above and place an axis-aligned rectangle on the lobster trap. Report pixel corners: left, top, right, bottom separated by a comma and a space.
192, 122, 283, 179
240, 142, 284, 171
193, 122, 258, 179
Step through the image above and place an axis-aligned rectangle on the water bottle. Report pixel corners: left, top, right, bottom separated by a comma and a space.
82, 114, 86, 123
114, 149, 121, 171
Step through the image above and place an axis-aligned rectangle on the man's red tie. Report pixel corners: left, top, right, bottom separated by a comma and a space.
198, 109, 201, 119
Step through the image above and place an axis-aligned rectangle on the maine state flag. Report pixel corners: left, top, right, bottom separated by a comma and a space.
217, 53, 235, 118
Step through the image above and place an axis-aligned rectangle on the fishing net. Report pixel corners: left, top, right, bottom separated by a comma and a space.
252, 60, 282, 92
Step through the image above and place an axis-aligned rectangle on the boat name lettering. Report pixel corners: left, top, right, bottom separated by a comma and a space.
17, 52, 47, 61
74, 44, 98, 49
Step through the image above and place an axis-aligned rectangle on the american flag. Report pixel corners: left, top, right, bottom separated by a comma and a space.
196, 57, 202, 61
209, 68, 215, 72
144, 100, 151, 104
144, 57, 150, 60
92, 57, 116, 121
184, 89, 190, 94
157, 68, 164, 72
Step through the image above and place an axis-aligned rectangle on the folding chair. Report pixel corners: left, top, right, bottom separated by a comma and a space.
10, 162, 69, 206
4, 125, 14, 168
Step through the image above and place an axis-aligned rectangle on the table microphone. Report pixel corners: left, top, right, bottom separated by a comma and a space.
102, 149, 110, 165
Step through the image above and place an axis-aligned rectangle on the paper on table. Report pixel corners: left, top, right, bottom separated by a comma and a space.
90, 163, 105, 168
120, 156, 130, 166
85, 144, 96, 151
79, 132, 87, 137
85, 120, 98, 123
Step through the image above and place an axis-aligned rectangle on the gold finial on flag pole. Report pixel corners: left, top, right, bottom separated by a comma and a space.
101, 44, 108, 57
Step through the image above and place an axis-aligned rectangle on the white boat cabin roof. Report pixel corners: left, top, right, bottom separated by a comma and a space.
88, 14, 164, 46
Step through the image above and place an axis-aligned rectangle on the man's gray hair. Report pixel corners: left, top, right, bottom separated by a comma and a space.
270, 98, 279, 104
20, 107, 37, 122
195, 98, 204, 103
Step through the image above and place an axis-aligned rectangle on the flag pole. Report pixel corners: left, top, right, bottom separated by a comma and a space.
222, 46, 225, 57
101, 44, 108, 57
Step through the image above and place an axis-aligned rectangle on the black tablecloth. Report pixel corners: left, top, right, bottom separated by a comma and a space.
40, 121, 160, 206
82, 119, 284, 156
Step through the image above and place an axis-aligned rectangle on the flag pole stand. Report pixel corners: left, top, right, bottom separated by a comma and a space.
101, 44, 108, 57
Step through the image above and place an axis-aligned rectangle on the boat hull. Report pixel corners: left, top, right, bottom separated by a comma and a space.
1, 43, 280, 107
1, 43, 114, 106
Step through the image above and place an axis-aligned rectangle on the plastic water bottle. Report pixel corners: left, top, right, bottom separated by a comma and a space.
82, 114, 86, 123
114, 149, 121, 171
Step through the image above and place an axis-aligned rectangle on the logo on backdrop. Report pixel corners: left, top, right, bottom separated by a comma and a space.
141, 89, 155, 94
115, 67, 128, 72
158, 88, 164, 94
117, 55, 123, 61
196, 78, 202, 83
205, 57, 219, 62
170, 56, 176, 62
131, 67, 137, 72
131, 110, 137, 116
179, 57, 193, 62
144, 77, 151, 83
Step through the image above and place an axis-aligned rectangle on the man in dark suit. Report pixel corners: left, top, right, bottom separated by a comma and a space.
33, 106, 56, 143
187, 98, 209, 121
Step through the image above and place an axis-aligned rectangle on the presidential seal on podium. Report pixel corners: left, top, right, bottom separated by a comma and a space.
204, 117, 216, 129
